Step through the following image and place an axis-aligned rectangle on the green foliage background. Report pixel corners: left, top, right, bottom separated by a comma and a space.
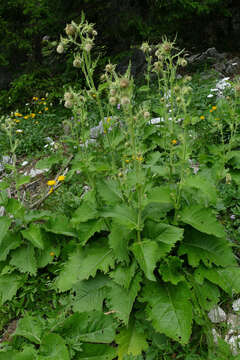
0, 0, 237, 112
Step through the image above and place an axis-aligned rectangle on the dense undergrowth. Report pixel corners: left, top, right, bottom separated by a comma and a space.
1, 14, 240, 360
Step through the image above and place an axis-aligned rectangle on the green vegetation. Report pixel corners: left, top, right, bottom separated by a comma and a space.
1, 13, 240, 360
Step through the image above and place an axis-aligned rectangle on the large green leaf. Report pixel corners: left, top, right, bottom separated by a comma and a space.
44, 215, 77, 237
193, 280, 220, 312
0, 216, 11, 246
102, 204, 138, 230
144, 221, 183, 258
97, 179, 123, 204
36, 237, 60, 268
55, 311, 116, 343
107, 273, 141, 325
183, 175, 217, 204
180, 205, 225, 238
71, 201, 98, 224
10, 244, 37, 275
109, 262, 137, 289
76, 344, 116, 360
141, 281, 192, 345
116, 320, 148, 360
178, 228, 235, 267
0, 346, 37, 360
73, 274, 109, 312
0, 232, 21, 261
195, 265, 240, 296
55, 240, 114, 292
0, 274, 22, 304
145, 185, 175, 212
21, 223, 45, 249
76, 219, 106, 245
14, 314, 43, 344
130, 240, 159, 281
108, 222, 131, 263
38, 333, 69, 360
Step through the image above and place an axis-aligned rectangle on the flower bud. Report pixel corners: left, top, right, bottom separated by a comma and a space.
56, 43, 64, 54
64, 92, 73, 101
143, 111, 150, 119
92, 30, 98, 36
84, 42, 93, 52
73, 57, 81, 68
235, 84, 240, 93
178, 58, 188, 67
65, 24, 76, 36
64, 100, 73, 109
110, 88, 116, 96
109, 97, 117, 105
120, 96, 130, 106
120, 78, 129, 88
141, 42, 150, 53
105, 64, 114, 72
161, 42, 172, 53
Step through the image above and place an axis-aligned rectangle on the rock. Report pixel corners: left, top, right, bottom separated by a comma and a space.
208, 306, 227, 323
233, 298, 240, 312
28, 168, 48, 178
187, 47, 240, 77
116, 49, 146, 78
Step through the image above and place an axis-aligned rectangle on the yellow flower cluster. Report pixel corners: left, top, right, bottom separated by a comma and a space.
47, 176, 66, 194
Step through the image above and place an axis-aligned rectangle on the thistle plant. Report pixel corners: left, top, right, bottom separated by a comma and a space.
1, 14, 240, 360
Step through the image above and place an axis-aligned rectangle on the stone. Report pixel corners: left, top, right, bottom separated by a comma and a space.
233, 299, 240, 312
208, 306, 227, 323
116, 49, 146, 78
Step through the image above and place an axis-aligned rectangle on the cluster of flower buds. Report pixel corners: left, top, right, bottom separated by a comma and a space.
108, 76, 132, 107
57, 18, 97, 56
141, 42, 151, 54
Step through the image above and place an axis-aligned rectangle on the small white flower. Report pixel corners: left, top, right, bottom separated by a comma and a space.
233, 298, 240, 312
16, 129, 23, 133
207, 94, 214, 98
232, 63, 238, 66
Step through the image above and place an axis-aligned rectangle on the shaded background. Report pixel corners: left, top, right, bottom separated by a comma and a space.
1, 0, 240, 110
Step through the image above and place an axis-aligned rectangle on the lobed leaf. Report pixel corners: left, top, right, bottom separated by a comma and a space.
178, 228, 235, 268
116, 320, 148, 360
141, 281, 192, 345
180, 205, 225, 238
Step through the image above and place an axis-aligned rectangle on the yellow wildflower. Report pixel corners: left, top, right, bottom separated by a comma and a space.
47, 180, 56, 186
31, 113, 36, 118
106, 117, 111, 123
137, 156, 143, 162
58, 175, 65, 181
41, 98, 45, 100
44, 107, 48, 111
212, 106, 217, 110
24, 115, 29, 119
171, 139, 177, 145
50, 252, 55, 256
15, 119, 20, 123
38, 111, 42, 114
209, 109, 213, 113
200, 116, 205, 120
125, 159, 130, 163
